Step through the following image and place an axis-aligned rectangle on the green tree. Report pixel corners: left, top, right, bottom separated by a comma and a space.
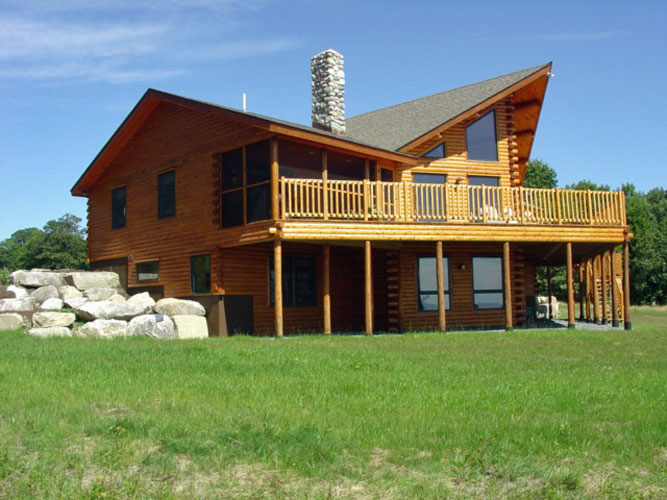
564, 179, 611, 191
524, 159, 558, 189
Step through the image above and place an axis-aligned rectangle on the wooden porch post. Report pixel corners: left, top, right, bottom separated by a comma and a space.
601, 251, 608, 324
503, 242, 513, 330
566, 242, 575, 328
436, 241, 446, 332
593, 254, 601, 324
323, 244, 331, 334
273, 238, 283, 337
546, 266, 552, 319
585, 260, 592, 322
578, 263, 585, 320
270, 138, 279, 220
364, 240, 373, 335
623, 241, 632, 330
610, 247, 620, 327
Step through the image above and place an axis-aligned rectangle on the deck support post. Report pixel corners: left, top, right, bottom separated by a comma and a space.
436, 241, 446, 332
364, 240, 373, 335
566, 242, 575, 328
623, 241, 632, 330
546, 266, 552, 319
503, 242, 513, 331
578, 263, 585, 320
270, 138, 279, 220
593, 254, 601, 324
585, 260, 592, 322
273, 238, 283, 337
610, 247, 620, 327
323, 244, 331, 334
601, 251, 608, 324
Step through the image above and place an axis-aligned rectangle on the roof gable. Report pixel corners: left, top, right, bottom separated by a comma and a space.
345, 63, 551, 151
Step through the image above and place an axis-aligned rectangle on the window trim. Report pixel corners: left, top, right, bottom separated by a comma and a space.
111, 185, 126, 229
465, 109, 498, 163
471, 255, 504, 310
416, 255, 451, 312
268, 254, 317, 308
157, 170, 176, 219
136, 260, 159, 282
190, 254, 211, 294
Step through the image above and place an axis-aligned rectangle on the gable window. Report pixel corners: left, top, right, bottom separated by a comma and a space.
158, 171, 175, 218
136, 261, 159, 282
466, 110, 498, 162
191, 254, 210, 294
423, 142, 446, 159
111, 186, 126, 229
472, 256, 503, 309
220, 140, 270, 227
269, 255, 317, 307
417, 256, 451, 311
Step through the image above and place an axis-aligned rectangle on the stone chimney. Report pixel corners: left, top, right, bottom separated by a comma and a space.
311, 49, 345, 135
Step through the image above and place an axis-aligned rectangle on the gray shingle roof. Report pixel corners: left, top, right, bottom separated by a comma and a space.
345, 63, 550, 151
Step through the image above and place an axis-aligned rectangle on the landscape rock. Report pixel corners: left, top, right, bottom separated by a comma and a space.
0, 297, 39, 313
84, 288, 119, 301
58, 285, 83, 300
108, 294, 126, 303
75, 299, 153, 321
172, 315, 208, 339
128, 314, 175, 339
40, 298, 64, 310
64, 297, 89, 309
7, 285, 29, 298
30, 285, 60, 303
127, 292, 155, 309
28, 326, 72, 338
33, 311, 76, 328
0, 313, 24, 331
11, 270, 66, 288
154, 298, 205, 317
75, 319, 127, 339
64, 272, 120, 291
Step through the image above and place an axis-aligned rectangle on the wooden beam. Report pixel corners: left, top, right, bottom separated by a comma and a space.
585, 260, 592, 322
566, 242, 575, 328
610, 247, 620, 327
515, 128, 536, 137
578, 263, 585, 320
270, 138, 279, 220
513, 99, 541, 112
623, 241, 631, 330
274, 238, 283, 337
503, 242, 513, 330
601, 251, 608, 324
364, 240, 373, 335
546, 266, 552, 319
436, 241, 446, 332
593, 255, 601, 324
323, 244, 331, 334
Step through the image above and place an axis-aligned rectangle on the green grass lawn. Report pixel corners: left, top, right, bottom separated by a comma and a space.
1, 309, 665, 499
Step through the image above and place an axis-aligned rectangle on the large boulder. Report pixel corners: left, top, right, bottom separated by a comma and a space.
40, 298, 64, 310
0, 298, 39, 313
0, 313, 24, 331
108, 294, 126, 303
64, 297, 89, 309
31, 285, 60, 304
8, 285, 29, 298
84, 288, 119, 301
154, 298, 205, 317
28, 326, 72, 338
75, 319, 127, 339
172, 315, 208, 339
128, 314, 175, 339
127, 292, 155, 309
75, 299, 153, 321
58, 285, 83, 301
33, 311, 76, 328
64, 272, 120, 291
11, 270, 66, 288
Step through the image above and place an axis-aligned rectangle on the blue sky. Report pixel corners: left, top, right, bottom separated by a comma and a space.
1, 0, 665, 239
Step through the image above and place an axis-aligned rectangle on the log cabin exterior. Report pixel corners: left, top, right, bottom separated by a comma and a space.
72, 52, 632, 335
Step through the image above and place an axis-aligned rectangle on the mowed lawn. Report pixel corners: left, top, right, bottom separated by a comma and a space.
1, 311, 665, 499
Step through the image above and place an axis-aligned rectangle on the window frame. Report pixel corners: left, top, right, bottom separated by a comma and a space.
471, 256, 504, 310
157, 170, 176, 219
136, 260, 159, 282
111, 186, 126, 229
268, 255, 317, 308
465, 110, 498, 162
416, 255, 451, 312
190, 254, 211, 294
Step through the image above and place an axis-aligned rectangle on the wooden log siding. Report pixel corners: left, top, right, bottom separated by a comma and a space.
280, 178, 626, 227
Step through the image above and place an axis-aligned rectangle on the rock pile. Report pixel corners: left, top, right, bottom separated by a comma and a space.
0, 269, 208, 339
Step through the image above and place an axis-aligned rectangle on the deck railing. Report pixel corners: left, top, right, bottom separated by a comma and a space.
279, 178, 627, 226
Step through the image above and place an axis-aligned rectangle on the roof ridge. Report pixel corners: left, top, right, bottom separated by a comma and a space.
347, 62, 551, 122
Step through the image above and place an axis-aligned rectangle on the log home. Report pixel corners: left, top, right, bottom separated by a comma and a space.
71, 50, 632, 336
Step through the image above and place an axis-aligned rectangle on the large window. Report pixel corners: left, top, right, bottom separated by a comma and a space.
466, 110, 498, 161
413, 173, 446, 221
472, 257, 503, 309
468, 176, 500, 221
111, 186, 126, 229
158, 171, 175, 218
269, 255, 317, 307
423, 142, 446, 159
190, 254, 210, 294
417, 256, 450, 311
136, 261, 159, 282
220, 140, 270, 227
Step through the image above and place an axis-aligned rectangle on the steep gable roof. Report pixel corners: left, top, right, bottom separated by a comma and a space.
345, 63, 551, 151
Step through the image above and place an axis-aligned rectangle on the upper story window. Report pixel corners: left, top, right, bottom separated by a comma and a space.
413, 173, 446, 221
466, 110, 498, 162
423, 142, 446, 159
158, 171, 175, 218
472, 256, 503, 309
111, 186, 126, 229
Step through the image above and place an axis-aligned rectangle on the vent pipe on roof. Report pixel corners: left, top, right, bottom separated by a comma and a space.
311, 49, 345, 135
